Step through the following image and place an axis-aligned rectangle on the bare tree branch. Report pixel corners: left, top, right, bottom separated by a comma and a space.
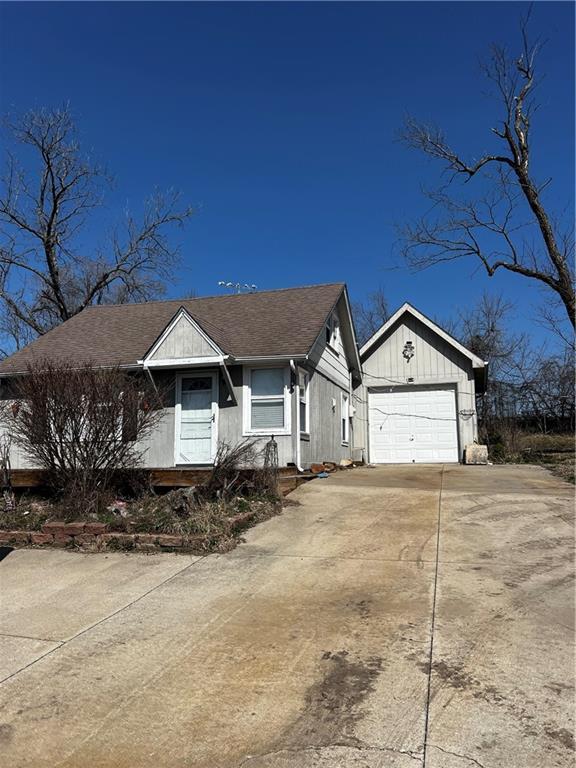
398, 12, 574, 330
0, 107, 194, 352
352, 287, 390, 346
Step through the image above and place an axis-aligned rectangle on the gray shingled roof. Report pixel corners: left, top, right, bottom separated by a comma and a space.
0, 284, 345, 374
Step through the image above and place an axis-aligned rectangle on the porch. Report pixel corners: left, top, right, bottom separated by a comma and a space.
8, 467, 314, 496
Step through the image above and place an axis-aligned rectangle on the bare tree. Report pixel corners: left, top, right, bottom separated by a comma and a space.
505, 340, 575, 431
0, 360, 164, 509
458, 293, 518, 374
0, 107, 193, 352
399, 11, 574, 331
353, 287, 390, 346
451, 294, 574, 435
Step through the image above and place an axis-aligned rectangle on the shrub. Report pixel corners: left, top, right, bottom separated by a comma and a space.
0, 359, 163, 515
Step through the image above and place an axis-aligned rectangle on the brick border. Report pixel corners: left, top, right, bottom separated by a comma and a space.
0, 511, 260, 554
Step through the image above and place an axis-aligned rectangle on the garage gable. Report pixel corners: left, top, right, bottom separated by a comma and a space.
360, 303, 486, 384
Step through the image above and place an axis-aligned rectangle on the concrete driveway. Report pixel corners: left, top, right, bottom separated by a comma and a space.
0, 465, 573, 768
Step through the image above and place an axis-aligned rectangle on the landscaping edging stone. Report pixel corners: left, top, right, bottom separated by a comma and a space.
0, 510, 260, 554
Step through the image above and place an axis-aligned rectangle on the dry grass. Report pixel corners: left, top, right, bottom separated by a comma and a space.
517, 433, 574, 453
0, 496, 52, 531
102, 490, 282, 551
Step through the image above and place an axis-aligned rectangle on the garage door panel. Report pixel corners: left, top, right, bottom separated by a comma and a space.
369, 388, 459, 464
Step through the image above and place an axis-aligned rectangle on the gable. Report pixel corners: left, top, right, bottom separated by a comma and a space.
360, 303, 485, 369
362, 313, 474, 380
146, 311, 222, 362
308, 292, 361, 387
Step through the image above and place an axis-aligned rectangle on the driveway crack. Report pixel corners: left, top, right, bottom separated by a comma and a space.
422, 464, 445, 768
428, 744, 489, 768
237, 742, 423, 765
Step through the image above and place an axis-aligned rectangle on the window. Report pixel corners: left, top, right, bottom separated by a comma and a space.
246, 367, 288, 432
341, 392, 350, 444
299, 370, 309, 434
325, 314, 340, 351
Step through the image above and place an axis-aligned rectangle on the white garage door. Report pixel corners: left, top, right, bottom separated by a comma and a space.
369, 387, 459, 464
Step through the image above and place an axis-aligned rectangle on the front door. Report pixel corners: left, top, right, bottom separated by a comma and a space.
176, 373, 217, 464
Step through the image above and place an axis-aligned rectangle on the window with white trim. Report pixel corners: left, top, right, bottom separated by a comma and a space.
341, 392, 349, 444
246, 367, 289, 433
299, 370, 309, 434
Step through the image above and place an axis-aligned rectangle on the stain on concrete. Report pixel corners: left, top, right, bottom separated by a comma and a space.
0, 723, 14, 743
544, 726, 575, 752
424, 658, 575, 756
346, 599, 372, 621
419, 659, 479, 691
545, 682, 574, 696
280, 650, 383, 749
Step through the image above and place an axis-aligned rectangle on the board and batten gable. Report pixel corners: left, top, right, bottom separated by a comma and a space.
146, 310, 222, 361
354, 309, 481, 462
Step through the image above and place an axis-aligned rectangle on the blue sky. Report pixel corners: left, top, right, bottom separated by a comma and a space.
0, 1, 574, 345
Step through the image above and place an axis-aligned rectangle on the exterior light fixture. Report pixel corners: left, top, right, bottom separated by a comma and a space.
403, 341, 415, 361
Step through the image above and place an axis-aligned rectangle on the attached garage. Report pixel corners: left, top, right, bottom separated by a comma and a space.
368, 386, 459, 464
354, 303, 487, 464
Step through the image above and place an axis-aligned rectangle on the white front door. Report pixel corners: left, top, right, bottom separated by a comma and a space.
176, 373, 217, 464
369, 386, 459, 464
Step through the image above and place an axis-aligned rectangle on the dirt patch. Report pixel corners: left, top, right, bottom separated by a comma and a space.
280, 650, 383, 749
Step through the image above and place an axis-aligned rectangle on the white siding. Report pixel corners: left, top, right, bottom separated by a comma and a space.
307, 300, 351, 390
149, 315, 220, 360
354, 314, 478, 461
138, 366, 293, 467
300, 370, 352, 467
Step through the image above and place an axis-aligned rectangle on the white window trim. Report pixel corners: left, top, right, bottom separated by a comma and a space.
242, 365, 291, 436
174, 371, 219, 465
341, 391, 350, 445
299, 369, 310, 436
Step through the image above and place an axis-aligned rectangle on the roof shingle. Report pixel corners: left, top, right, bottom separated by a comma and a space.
0, 284, 345, 373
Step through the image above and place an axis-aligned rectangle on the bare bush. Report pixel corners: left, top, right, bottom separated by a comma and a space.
0, 360, 163, 511
201, 438, 261, 500
0, 434, 15, 511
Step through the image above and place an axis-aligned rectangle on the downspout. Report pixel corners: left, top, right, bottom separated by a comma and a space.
290, 359, 304, 472
348, 369, 353, 461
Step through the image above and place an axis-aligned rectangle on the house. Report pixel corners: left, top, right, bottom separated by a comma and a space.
0, 284, 362, 471
0, 285, 487, 472
354, 302, 487, 464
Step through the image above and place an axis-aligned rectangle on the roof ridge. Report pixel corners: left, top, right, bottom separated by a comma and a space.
82, 283, 345, 311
